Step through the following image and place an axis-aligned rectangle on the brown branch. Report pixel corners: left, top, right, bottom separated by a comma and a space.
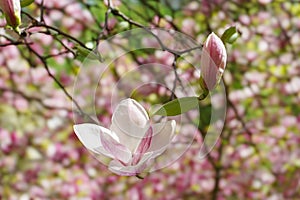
40, 0, 45, 23
23, 39, 96, 123
0, 41, 27, 47
110, 6, 202, 55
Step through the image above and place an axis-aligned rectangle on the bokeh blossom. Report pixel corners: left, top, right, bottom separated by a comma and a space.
1, 1, 300, 199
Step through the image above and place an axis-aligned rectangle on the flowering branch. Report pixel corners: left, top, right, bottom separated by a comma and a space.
23, 38, 96, 123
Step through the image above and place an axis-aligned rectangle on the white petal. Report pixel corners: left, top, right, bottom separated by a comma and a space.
112, 98, 149, 127
100, 130, 132, 164
73, 123, 118, 156
109, 120, 177, 176
108, 152, 154, 176
111, 98, 150, 152
110, 123, 149, 153
147, 120, 176, 153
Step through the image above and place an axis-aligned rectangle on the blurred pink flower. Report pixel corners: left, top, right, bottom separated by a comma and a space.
200, 32, 227, 90
259, 0, 272, 4
0, 0, 21, 31
74, 98, 176, 176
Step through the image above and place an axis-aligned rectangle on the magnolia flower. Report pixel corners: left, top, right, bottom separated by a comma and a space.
0, 0, 21, 31
200, 32, 227, 90
74, 98, 176, 176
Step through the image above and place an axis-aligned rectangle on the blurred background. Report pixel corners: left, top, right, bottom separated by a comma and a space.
0, 0, 300, 199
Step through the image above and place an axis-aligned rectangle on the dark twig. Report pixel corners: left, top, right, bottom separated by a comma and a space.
23, 39, 96, 123
40, 0, 45, 23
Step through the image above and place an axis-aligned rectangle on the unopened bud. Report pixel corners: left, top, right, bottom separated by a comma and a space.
200, 32, 227, 90
0, 0, 21, 32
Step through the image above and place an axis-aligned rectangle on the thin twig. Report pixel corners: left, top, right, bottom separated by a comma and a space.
24, 39, 96, 123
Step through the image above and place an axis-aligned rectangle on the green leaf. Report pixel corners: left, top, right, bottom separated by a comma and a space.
151, 97, 199, 116
221, 26, 240, 44
21, 0, 35, 7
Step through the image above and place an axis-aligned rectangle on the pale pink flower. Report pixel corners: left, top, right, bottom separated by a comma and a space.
200, 32, 227, 90
74, 98, 176, 176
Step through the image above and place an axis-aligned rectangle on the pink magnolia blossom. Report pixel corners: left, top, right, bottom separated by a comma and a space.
200, 32, 227, 90
0, 0, 21, 31
74, 98, 176, 176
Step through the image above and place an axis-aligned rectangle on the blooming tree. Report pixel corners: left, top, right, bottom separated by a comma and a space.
0, 0, 300, 200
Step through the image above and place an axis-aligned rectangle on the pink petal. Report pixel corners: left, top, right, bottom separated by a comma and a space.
100, 131, 132, 164
132, 126, 153, 165
0, 0, 21, 29
108, 152, 154, 176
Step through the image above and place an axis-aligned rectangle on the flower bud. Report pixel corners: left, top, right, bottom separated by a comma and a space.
200, 32, 227, 90
0, 0, 21, 31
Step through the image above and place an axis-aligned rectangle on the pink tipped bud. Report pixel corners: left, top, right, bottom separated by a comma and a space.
200, 32, 227, 90
0, 0, 21, 31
